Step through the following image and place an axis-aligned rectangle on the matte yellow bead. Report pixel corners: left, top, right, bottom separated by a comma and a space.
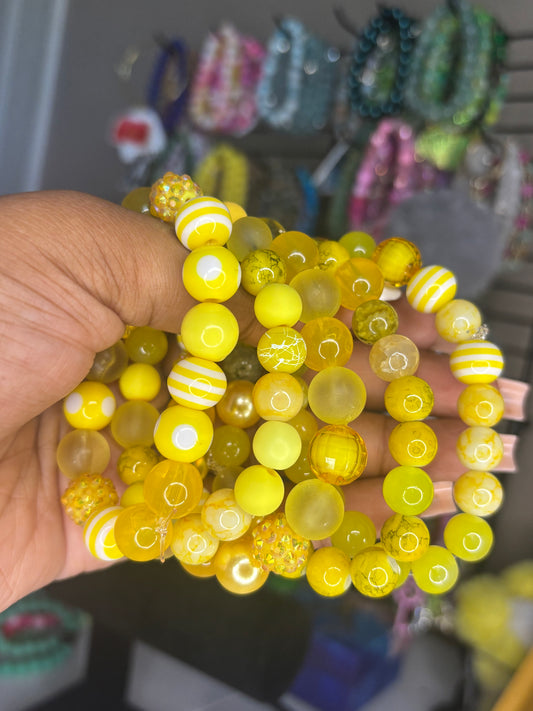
63, 381, 116, 430
380, 513, 430, 562
289, 269, 342, 322
371, 237, 421, 287
453, 470, 503, 516
443, 513, 494, 562
153, 406, 214, 462
307, 366, 366, 425
257, 327, 307, 373
411, 545, 459, 594
406, 265, 457, 313
182, 245, 241, 302
309, 424, 367, 485
226, 216, 272, 261
234, 465, 285, 517
350, 545, 400, 597
252, 421, 302, 469
119, 363, 161, 401
384, 375, 434, 421
180, 303, 239, 362
111, 401, 160, 449
56, 429, 111, 479
456, 426, 503, 470
449, 340, 504, 384
174, 196, 232, 250
306, 546, 351, 597
457, 384, 504, 427
388, 421, 438, 467
285, 479, 344, 540
253, 283, 302, 328
167, 357, 227, 410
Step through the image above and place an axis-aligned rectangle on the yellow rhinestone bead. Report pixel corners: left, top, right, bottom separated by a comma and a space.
83, 506, 124, 561
380, 513, 430, 562
251, 512, 311, 575
371, 237, 422, 287
63, 381, 116, 430
456, 426, 503, 471
388, 421, 438, 467
306, 546, 351, 597
149, 172, 202, 222
174, 196, 232, 250
411, 545, 459, 594
309, 424, 367, 486
153, 406, 214, 462
449, 340, 504, 384
61, 473, 119, 525
435, 299, 482, 343
457, 384, 505, 427
350, 545, 400, 598
453, 470, 503, 516
180, 303, 239, 362
384, 375, 434, 421
182, 245, 241, 303
443, 513, 494, 562
257, 327, 307, 373
406, 265, 457, 313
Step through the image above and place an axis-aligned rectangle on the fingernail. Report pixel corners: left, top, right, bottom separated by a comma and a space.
424, 481, 456, 517
498, 378, 530, 422
497, 434, 518, 472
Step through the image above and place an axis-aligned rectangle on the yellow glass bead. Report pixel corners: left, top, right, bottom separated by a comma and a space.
153, 406, 213, 462
61, 473, 119, 525
167, 356, 227, 410
182, 245, 241, 303
86, 341, 129, 383
124, 326, 168, 364
180, 558, 216, 578
174, 195, 232, 250
143, 459, 204, 518
234, 465, 285, 517
111, 401, 160, 448
250, 513, 309, 576
289, 270, 342, 323
309, 424, 367, 486
171, 513, 220, 565
335, 257, 384, 310
453, 470, 503, 516
253, 421, 302, 470
411, 545, 459, 594
306, 546, 351, 597
301, 317, 353, 371
83, 506, 124, 561
119, 363, 161, 401
226, 216, 272, 261
351, 299, 399, 344
330, 511, 376, 558
339, 231, 376, 258
369, 334, 420, 381
270, 230, 319, 281
213, 535, 269, 595
120, 482, 145, 507
388, 421, 438, 467
456, 426, 503, 471
122, 186, 151, 214
180, 303, 239, 362
285, 479, 344, 540
406, 265, 457, 313
210, 424, 251, 467
284, 450, 314, 483
443, 513, 494, 562
224, 201, 247, 223
240, 248, 287, 295
117, 445, 159, 486
316, 240, 350, 272
449, 340, 505, 384
220, 343, 266, 383
307, 366, 367, 425
382, 466, 434, 515
149, 172, 202, 223
435, 299, 483, 343
457, 383, 505, 427
371, 237, 422, 287
56, 429, 111, 479
212, 466, 242, 491
216, 379, 260, 428
252, 372, 304, 421
63, 381, 116, 430
288, 409, 319, 443
201, 487, 252, 541
350, 545, 400, 598
114, 503, 173, 562
257, 327, 307, 373
384, 375, 434, 421
253, 283, 302, 328
380, 513, 430, 562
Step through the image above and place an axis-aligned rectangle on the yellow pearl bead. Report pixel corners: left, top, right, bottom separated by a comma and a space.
213, 536, 269, 594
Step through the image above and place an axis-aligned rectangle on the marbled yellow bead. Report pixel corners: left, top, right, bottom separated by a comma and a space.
443, 513, 493, 562
388, 421, 438, 467
201, 488, 252, 541
301, 317, 353, 371
316, 239, 350, 272
406, 265, 457, 313
453, 470, 503, 516
167, 357, 227, 410
457, 383, 504, 427
411, 545, 459, 594
171, 513, 220, 565
435, 299, 482, 343
241, 248, 287, 295
384, 375, 434, 421
83, 506, 125, 561
371, 237, 421, 287
380, 513, 430, 562
174, 196, 232, 250
449, 340, 504, 384
456, 426, 503, 471
252, 372, 304, 421
350, 545, 400, 598
306, 546, 351, 597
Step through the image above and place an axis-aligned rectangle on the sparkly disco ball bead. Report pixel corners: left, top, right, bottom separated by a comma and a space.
61, 474, 119, 525
149, 172, 203, 223
251, 512, 311, 575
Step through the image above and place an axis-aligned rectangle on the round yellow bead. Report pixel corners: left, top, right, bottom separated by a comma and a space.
306, 546, 351, 597
174, 196, 232, 250
435, 299, 482, 343
285, 479, 344, 540
143, 459, 204, 518
114, 503, 173, 562
284, 450, 314, 483
119, 363, 161, 401
167, 356, 227, 410
251, 512, 311, 574
316, 240, 350, 272
339, 231, 376, 258
213, 535, 269, 594
216, 379, 260, 428
411, 545, 459, 594
63, 381, 116, 430
449, 340, 504, 384
288, 408, 318, 443
210, 425, 251, 466
457, 383, 505, 427
182, 245, 241, 303
289, 269, 342, 323
87, 341, 129, 383
153, 406, 213, 462
257, 327, 307, 373
309, 424, 367, 486
122, 186, 151, 214
307, 366, 366, 425
453, 470, 503, 516
61, 473, 118, 525
56, 429, 111, 479
226, 216, 272, 261
382, 465, 434, 515
111, 401, 160, 448
456, 426, 503, 471
201, 487, 252, 541
240, 248, 287, 296
443, 513, 494, 562
406, 265, 457, 313
270, 231, 319, 281
234, 465, 285, 517
380, 513, 430, 562
388, 421, 438, 467
301, 317, 353, 371
384, 375, 434, 421
224, 201, 247, 222
350, 545, 400, 598
149, 172, 202, 223
252, 372, 304, 421
252, 421, 302, 470
335, 257, 384, 310
180, 303, 239, 362
171, 513, 220, 565
83, 506, 124, 561
369, 334, 420, 381
124, 326, 168, 364
253, 283, 302, 328
351, 299, 399, 344
330, 511, 376, 558
371, 237, 422, 287
120, 482, 145, 507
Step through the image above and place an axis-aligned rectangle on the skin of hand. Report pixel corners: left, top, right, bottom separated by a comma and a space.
0, 189, 508, 613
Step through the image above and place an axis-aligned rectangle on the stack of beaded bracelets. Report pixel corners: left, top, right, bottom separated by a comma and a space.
59, 172, 506, 600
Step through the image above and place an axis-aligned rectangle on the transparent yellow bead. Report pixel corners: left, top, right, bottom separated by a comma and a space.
56, 429, 111, 479
120, 482, 145, 507
124, 326, 168, 364
234, 465, 285, 517
114, 503, 173, 562
171, 513, 219, 565
252, 421, 302, 470
449, 340, 504, 384
350, 545, 400, 597
289, 270, 342, 322
224, 201, 247, 223
117, 445, 159, 485
180, 558, 216, 579
284, 450, 314, 483
339, 231, 376, 258
435, 299, 482, 343
371, 237, 422, 287
226, 216, 272, 260
153, 405, 213, 462
111, 401, 160, 448
388, 421, 438, 467
306, 546, 351, 597
201, 487, 252, 541
182, 245, 241, 302
213, 535, 269, 594
122, 186, 151, 214
257, 327, 307, 373
285, 479, 344, 540
253, 283, 302, 328
384, 375, 434, 421
382, 466, 434, 515
453, 470, 503, 516
443, 513, 494, 562
406, 265, 457, 313
411, 545, 459, 594
168, 356, 227, 410
210, 424, 251, 466
456, 426, 503, 471
143, 459, 204, 519
380, 513, 430, 562
86, 341, 129, 383
251, 512, 311, 574
212, 466, 242, 491
252, 372, 304, 421
270, 231, 319, 281
301, 317, 353, 371
83, 506, 124, 561
309, 424, 367, 486
288, 409, 319, 443
330, 511, 376, 558
63, 381, 116, 430
307, 366, 366, 425
180, 303, 239, 362
316, 240, 350, 272
241, 248, 287, 295
119, 363, 161, 401
369, 334, 420, 381
335, 257, 384, 310
174, 195, 232, 250
351, 299, 398, 344
457, 384, 504, 427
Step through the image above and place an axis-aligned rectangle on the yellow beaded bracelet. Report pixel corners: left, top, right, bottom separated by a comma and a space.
59, 172, 507, 600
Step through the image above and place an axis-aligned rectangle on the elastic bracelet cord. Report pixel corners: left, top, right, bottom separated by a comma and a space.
147, 38, 190, 134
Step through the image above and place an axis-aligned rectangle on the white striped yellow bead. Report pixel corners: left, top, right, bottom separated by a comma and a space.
406, 265, 457, 313
83, 506, 125, 561
174, 196, 232, 250
449, 340, 504, 384
167, 357, 227, 410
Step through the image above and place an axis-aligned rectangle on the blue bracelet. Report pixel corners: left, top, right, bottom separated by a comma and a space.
147, 37, 189, 134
